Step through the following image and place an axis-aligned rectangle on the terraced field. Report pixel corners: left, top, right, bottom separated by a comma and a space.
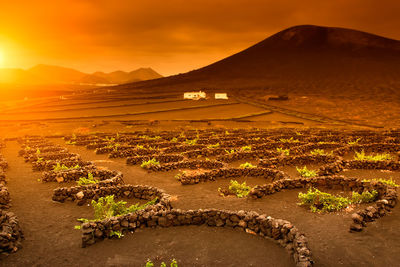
1, 128, 399, 266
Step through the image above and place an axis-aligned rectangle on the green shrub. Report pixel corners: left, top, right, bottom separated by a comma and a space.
298, 188, 379, 212
279, 137, 299, 143
36, 157, 44, 163
310, 149, 327, 156
348, 138, 361, 145
219, 180, 251, 198
36, 149, 41, 154
109, 230, 124, 238
241, 145, 252, 151
185, 138, 198, 145
145, 259, 178, 267
224, 149, 236, 154
277, 148, 290, 156
77, 195, 157, 222
65, 140, 77, 145
296, 166, 317, 178
53, 163, 80, 172
105, 142, 121, 150
207, 143, 220, 149
298, 188, 352, 212
141, 158, 160, 169
351, 190, 378, 204
77, 173, 98, 186
105, 136, 116, 142
170, 137, 178, 143
140, 135, 161, 140
239, 162, 256, 169
362, 178, 399, 187
354, 150, 392, 161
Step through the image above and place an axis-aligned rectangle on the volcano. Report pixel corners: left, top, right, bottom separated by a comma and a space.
118, 25, 400, 98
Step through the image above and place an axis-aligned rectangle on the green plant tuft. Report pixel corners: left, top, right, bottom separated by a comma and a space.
207, 143, 220, 149
298, 188, 379, 212
277, 148, 290, 156
354, 150, 392, 161
224, 149, 235, 154
296, 166, 317, 178
185, 138, 198, 145
53, 163, 80, 172
241, 145, 252, 151
77, 195, 157, 223
310, 149, 329, 156
109, 230, 124, 238
141, 158, 161, 169
77, 172, 98, 186
279, 137, 299, 143
220, 180, 251, 198
145, 259, 178, 267
239, 162, 256, 169
348, 138, 361, 145
362, 178, 399, 187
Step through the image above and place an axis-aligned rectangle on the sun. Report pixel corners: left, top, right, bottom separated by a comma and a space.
0, 50, 3, 67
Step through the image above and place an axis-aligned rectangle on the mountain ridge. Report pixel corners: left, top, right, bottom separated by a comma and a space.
0, 64, 163, 85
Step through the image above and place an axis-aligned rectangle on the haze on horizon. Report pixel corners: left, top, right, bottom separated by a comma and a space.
1, 0, 400, 76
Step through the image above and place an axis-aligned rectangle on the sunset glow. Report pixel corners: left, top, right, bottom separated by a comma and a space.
1, 0, 400, 75
0, 50, 4, 67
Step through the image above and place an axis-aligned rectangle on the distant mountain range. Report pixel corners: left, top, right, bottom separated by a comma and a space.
0, 64, 163, 85
117, 25, 400, 98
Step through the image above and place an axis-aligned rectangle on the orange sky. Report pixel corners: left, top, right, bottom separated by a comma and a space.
1, 0, 399, 76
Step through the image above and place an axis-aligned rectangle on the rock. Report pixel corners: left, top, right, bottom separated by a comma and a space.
351, 213, 363, 224
94, 229, 103, 238
350, 223, 363, 232
230, 214, 240, 222
216, 218, 225, 227
56, 177, 64, 183
76, 191, 84, 200
238, 220, 247, 228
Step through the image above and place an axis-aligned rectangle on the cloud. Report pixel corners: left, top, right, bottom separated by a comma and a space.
1, 0, 399, 75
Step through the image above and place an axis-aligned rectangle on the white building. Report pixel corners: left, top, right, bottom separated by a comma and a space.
183, 91, 206, 100
215, 93, 228, 99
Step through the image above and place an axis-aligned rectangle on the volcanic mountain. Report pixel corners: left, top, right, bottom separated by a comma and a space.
118, 25, 400, 98
0, 64, 162, 85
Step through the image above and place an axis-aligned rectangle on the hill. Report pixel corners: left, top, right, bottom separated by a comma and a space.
0, 64, 162, 85
90, 68, 162, 84
117, 25, 400, 99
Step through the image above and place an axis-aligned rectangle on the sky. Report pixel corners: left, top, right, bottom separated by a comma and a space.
1, 0, 399, 76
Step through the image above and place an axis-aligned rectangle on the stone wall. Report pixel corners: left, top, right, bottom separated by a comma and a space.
0, 210, 23, 254
178, 167, 287, 185
127, 154, 184, 165
80, 208, 313, 267
109, 148, 158, 158
0, 153, 23, 254
42, 166, 119, 183
32, 159, 92, 172
318, 160, 400, 176
25, 152, 80, 162
147, 160, 224, 172
52, 182, 172, 208
259, 155, 339, 168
